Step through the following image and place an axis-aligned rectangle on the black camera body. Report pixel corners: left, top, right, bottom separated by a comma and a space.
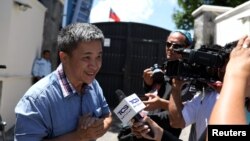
165, 40, 238, 82
165, 60, 219, 82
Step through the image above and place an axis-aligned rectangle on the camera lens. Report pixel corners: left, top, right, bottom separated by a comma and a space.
151, 64, 165, 84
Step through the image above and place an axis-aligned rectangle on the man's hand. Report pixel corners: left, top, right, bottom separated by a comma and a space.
131, 116, 163, 141
79, 113, 97, 130
143, 93, 168, 111
227, 36, 250, 79
143, 68, 154, 86
75, 114, 112, 140
168, 78, 186, 128
171, 78, 185, 93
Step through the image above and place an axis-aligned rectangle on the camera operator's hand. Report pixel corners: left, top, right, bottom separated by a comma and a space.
227, 36, 250, 81
131, 116, 163, 141
143, 68, 154, 86
168, 78, 186, 128
143, 93, 169, 111
171, 78, 185, 94
225, 35, 250, 97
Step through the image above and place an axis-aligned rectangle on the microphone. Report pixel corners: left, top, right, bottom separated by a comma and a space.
113, 89, 154, 138
0, 65, 6, 69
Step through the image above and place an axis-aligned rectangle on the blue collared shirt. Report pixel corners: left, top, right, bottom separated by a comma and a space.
32, 58, 51, 77
246, 108, 250, 124
15, 64, 110, 141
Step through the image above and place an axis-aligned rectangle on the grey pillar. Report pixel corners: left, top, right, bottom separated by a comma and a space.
192, 5, 232, 49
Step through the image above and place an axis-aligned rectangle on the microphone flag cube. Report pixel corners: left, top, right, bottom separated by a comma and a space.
113, 93, 146, 124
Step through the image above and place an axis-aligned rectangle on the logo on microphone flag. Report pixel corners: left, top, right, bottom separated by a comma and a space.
114, 93, 145, 124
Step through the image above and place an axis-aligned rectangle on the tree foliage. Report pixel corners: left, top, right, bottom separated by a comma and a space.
173, 0, 249, 30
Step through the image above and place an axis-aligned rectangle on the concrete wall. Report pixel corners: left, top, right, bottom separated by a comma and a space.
215, 1, 250, 46
39, 0, 63, 70
0, 0, 46, 130
0, 0, 12, 68
192, 1, 250, 47
192, 5, 232, 49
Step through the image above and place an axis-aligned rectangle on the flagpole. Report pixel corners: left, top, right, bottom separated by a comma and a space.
108, 8, 111, 22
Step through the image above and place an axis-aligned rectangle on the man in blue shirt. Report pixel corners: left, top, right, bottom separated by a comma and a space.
15, 23, 112, 141
32, 50, 52, 84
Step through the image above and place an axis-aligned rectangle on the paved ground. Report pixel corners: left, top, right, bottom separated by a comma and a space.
179, 125, 191, 141
97, 114, 191, 141
97, 124, 191, 141
0, 114, 122, 141
0, 126, 14, 141
97, 114, 121, 141
0, 114, 190, 141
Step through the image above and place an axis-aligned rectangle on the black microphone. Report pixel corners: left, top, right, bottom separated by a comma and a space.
0, 65, 6, 69
115, 89, 126, 102
114, 89, 154, 138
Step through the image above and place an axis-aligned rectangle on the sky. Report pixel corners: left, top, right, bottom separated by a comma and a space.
89, 0, 180, 31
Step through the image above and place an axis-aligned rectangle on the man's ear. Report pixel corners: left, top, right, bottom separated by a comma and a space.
59, 51, 68, 63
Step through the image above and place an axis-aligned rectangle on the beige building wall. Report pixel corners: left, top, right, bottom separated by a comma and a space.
215, 1, 250, 46
0, 0, 46, 130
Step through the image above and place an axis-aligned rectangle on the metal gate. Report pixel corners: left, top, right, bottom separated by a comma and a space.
94, 22, 171, 108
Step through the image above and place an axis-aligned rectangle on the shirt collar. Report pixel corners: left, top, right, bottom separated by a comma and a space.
56, 63, 93, 98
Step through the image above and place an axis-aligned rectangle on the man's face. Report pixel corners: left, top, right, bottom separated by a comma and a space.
62, 40, 102, 85
44, 52, 50, 60
166, 32, 188, 61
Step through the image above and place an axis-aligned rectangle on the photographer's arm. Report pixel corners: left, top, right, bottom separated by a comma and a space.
142, 68, 154, 92
168, 78, 185, 128
143, 82, 154, 93
143, 93, 169, 111
209, 35, 250, 125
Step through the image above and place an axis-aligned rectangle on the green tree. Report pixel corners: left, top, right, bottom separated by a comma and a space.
173, 0, 249, 30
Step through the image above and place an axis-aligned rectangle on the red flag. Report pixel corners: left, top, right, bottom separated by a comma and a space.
109, 8, 120, 22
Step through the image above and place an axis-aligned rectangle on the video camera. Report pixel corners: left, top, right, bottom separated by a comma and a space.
152, 40, 238, 83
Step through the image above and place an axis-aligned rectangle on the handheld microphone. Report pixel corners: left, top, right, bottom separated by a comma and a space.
113, 89, 154, 138
0, 65, 6, 69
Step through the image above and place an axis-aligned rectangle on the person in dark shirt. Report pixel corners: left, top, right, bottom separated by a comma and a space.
130, 30, 194, 141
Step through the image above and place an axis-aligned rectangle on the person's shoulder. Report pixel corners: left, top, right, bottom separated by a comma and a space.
91, 79, 100, 86
36, 57, 43, 60
40, 58, 48, 62
182, 92, 201, 105
22, 84, 47, 102
25, 73, 58, 99
34, 58, 43, 63
205, 88, 219, 96
89, 79, 104, 94
201, 89, 219, 103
